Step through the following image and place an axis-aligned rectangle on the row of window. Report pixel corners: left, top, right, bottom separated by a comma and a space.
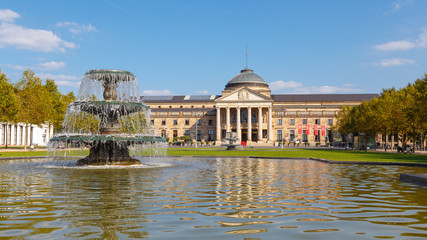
277, 118, 333, 125
277, 129, 330, 142
157, 105, 214, 108
156, 119, 213, 126
155, 118, 333, 126
162, 129, 215, 141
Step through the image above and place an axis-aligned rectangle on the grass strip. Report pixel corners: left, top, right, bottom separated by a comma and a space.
167, 148, 427, 164
1, 148, 426, 164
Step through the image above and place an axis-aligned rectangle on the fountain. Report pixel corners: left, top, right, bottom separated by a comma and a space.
221, 132, 242, 150
48, 69, 166, 165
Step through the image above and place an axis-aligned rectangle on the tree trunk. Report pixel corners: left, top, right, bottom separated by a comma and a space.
373, 134, 376, 151
384, 130, 388, 152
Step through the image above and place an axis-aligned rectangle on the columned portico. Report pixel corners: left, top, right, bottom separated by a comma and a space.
247, 107, 252, 142
236, 107, 241, 141
216, 106, 221, 140
268, 106, 273, 142
226, 107, 230, 132
258, 107, 262, 142
215, 87, 273, 146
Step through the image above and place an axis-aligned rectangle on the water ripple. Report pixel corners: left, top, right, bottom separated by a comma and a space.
0, 157, 426, 239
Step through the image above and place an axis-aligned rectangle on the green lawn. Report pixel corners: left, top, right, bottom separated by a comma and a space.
1, 148, 426, 164
167, 148, 427, 164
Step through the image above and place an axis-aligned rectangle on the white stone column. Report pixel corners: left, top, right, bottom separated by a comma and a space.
268, 106, 273, 142
236, 107, 241, 141
216, 106, 221, 141
258, 107, 262, 141
226, 107, 230, 133
247, 107, 252, 142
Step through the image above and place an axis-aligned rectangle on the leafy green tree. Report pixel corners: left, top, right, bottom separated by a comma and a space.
15, 69, 52, 150
119, 112, 147, 134
402, 76, 427, 151
63, 111, 100, 134
0, 69, 19, 148
44, 79, 76, 134
44, 79, 62, 137
334, 76, 426, 151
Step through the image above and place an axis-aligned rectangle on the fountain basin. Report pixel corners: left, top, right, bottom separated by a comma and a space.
1, 157, 426, 239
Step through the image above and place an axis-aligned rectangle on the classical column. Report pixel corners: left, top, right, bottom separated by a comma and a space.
216, 106, 221, 141
247, 107, 252, 142
268, 106, 273, 142
226, 107, 231, 133
258, 107, 262, 141
236, 107, 241, 141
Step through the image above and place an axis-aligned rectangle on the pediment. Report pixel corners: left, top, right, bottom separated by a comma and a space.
215, 87, 272, 102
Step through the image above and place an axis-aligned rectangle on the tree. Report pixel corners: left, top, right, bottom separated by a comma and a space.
119, 112, 147, 134
0, 69, 19, 148
44, 79, 76, 134
63, 111, 100, 134
15, 69, 52, 150
44, 79, 61, 137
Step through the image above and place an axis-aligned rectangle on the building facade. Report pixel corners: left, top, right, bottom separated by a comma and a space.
143, 67, 377, 146
0, 123, 53, 147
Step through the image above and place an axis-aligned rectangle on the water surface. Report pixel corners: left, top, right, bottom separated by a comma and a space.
0, 157, 426, 239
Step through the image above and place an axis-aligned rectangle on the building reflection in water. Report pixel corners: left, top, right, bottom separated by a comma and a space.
1, 158, 426, 239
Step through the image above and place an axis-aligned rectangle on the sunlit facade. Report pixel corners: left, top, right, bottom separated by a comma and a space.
143, 68, 377, 146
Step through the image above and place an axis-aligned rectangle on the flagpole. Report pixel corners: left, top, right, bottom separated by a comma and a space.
246, 44, 248, 69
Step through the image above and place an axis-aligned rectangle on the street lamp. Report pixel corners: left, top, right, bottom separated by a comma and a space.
281, 111, 284, 149
194, 111, 202, 148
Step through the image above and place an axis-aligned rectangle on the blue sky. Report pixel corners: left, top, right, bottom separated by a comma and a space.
1, 0, 426, 96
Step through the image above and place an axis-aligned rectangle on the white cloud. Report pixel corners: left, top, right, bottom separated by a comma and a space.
269, 80, 303, 91
0, 9, 76, 52
56, 21, 97, 34
269, 80, 363, 94
3, 64, 29, 70
384, 0, 412, 15
290, 85, 364, 94
377, 58, 415, 67
373, 40, 415, 51
374, 29, 427, 52
196, 90, 209, 94
36, 73, 80, 87
142, 89, 172, 96
0, 9, 20, 23
36, 61, 66, 71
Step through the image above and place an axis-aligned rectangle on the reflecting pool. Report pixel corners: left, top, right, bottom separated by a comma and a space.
1, 157, 426, 239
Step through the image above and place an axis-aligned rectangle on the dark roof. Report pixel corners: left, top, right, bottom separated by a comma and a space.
141, 93, 378, 103
271, 94, 378, 102
150, 108, 215, 112
140, 95, 219, 103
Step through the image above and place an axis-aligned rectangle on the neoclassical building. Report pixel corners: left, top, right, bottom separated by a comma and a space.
143, 67, 377, 146
0, 123, 53, 147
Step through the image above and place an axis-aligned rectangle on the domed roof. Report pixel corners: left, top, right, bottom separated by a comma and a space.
225, 68, 269, 90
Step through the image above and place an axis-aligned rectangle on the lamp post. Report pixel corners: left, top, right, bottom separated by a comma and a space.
281, 111, 284, 149
194, 111, 202, 148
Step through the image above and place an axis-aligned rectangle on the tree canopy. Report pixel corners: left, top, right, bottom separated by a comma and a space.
0, 69, 76, 148
334, 75, 427, 149
0, 69, 19, 123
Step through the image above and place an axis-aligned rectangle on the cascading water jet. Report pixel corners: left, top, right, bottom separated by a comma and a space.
48, 69, 166, 165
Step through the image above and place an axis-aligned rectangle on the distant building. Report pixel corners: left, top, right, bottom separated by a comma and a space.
142, 67, 377, 146
0, 123, 53, 147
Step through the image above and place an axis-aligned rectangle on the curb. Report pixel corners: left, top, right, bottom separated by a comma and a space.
400, 173, 427, 185
309, 158, 427, 167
